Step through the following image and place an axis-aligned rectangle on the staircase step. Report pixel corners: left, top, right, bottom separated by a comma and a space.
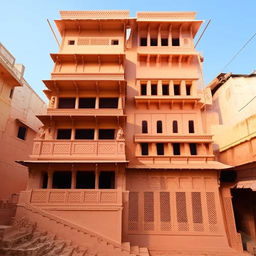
131, 245, 140, 255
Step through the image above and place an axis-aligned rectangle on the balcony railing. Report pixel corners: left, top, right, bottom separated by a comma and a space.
31, 139, 126, 161
19, 189, 122, 206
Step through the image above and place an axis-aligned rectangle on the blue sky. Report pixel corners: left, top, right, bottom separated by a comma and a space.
1, 0, 255, 102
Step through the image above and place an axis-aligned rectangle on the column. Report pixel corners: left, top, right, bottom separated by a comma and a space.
95, 97, 99, 109
157, 80, 162, 96
180, 80, 186, 96
168, 24, 172, 46
157, 25, 161, 46
75, 97, 79, 109
183, 143, 190, 155
147, 25, 151, 46
147, 80, 151, 96
169, 80, 174, 96
71, 170, 76, 189
221, 187, 243, 252
47, 170, 53, 189
95, 165, 99, 189
118, 96, 122, 109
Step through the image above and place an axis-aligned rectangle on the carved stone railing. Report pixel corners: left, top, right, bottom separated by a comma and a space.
20, 189, 122, 206
31, 139, 126, 161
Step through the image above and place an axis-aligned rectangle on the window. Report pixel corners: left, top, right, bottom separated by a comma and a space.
75, 129, 94, 139
141, 84, 147, 95
17, 126, 27, 140
157, 121, 163, 133
52, 171, 71, 189
151, 84, 157, 95
150, 38, 158, 46
172, 38, 180, 46
111, 40, 119, 45
141, 143, 149, 155
140, 38, 147, 46
57, 129, 71, 140
98, 129, 115, 139
41, 172, 48, 189
186, 85, 191, 95
68, 40, 75, 45
162, 84, 169, 95
99, 98, 118, 108
9, 88, 14, 99
142, 121, 148, 134
156, 143, 164, 155
173, 143, 180, 155
161, 38, 168, 46
174, 84, 180, 95
58, 98, 76, 109
172, 121, 178, 133
99, 171, 115, 189
189, 143, 197, 155
79, 98, 95, 108
188, 120, 195, 133
76, 171, 95, 189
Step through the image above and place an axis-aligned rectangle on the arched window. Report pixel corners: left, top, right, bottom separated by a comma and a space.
157, 121, 163, 133
142, 121, 148, 133
172, 121, 178, 133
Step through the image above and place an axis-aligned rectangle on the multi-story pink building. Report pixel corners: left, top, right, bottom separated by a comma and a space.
15, 11, 248, 255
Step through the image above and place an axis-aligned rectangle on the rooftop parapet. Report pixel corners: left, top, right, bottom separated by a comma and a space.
136, 11, 196, 21
60, 10, 130, 20
0, 43, 25, 85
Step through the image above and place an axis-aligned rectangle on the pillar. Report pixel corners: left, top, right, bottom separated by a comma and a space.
95, 165, 99, 189
75, 97, 79, 109
71, 170, 77, 189
157, 25, 161, 46
47, 171, 53, 189
147, 25, 151, 46
95, 97, 99, 109
180, 80, 186, 96
118, 96, 122, 109
147, 80, 151, 96
221, 186, 243, 252
158, 80, 162, 96
169, 80, 174, 96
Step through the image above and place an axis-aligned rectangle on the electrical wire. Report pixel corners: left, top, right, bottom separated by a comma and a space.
221, 32, 256, 72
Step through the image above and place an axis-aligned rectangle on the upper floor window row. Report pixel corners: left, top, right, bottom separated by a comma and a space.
68, 38, 119, 46
140, 37, 180, 47
58, 97, 119, 109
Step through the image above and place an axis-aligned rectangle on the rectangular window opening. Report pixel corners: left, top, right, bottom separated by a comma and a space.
142, 121, 148, 134
52, 171, 71, 189
150, 38, 158, 46
41, 172, 48, 189
57, 129, 71, 140
141, 143, 149, 155
68, 40, 75, 45
174, 84, 180, 95
99, 171, 115, 189
141, 84, 147, 95
172, 121, 178, 133
151, 84, 157, 95
189, 143, 197, 155
188, 120, 195, 133
58, 98, 76, 109
99, 98, 118, 108
186, 85, 191, 95
140, 38, 147, 46
76, 171, 95, 189
111, 40, 119, 45
157, 143, 164, 155
75, 129, 94, 140
172, 38, 180, 46
173, 143, 180, 155
162, 84, 169, 95
17, 126, 27, 140
9, 88, 14, 99
79, 98, 96, 108
98, 129, 115, 140
161, 38, 168, 46
157, 120, 163, 133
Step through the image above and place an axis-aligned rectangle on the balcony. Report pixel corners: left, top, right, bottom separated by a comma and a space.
31, 139, 126, 161
19, 189, 122, 206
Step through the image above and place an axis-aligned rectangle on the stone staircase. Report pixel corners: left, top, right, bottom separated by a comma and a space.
0, 209, 149, 256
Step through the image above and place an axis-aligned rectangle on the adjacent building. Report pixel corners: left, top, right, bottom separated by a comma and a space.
0, 43, 46, 209
16, 11, 247, 255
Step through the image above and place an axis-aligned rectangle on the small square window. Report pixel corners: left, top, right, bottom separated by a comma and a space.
111, 40, 119, 45
140, 38, 147, 46
172, 38, 180, 46
161, 38, 168, 46
17, 126, 27, 140
150, 38, 158, 46
68, 40, 75, 45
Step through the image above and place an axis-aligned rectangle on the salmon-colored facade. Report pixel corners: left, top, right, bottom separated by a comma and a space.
14, 11, 249, 255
